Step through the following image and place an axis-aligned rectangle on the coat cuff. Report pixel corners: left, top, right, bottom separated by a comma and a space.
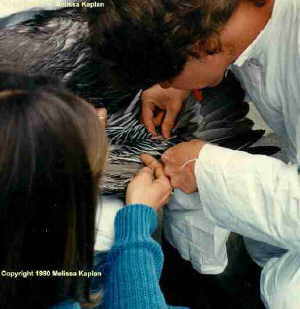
114, 205, 157, 242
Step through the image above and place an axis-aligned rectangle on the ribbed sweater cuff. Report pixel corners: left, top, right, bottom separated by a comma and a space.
114, 205, 157, 242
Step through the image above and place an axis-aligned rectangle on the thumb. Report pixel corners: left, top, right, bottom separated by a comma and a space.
161, 101, 183, 138
161, 109, 177, 139
141, 101, 158, 136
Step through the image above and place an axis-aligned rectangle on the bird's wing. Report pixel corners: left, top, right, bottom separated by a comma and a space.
174, 72, 279, 155
102, 74, 279, 194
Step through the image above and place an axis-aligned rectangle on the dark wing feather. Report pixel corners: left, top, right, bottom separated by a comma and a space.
216, 130, 265, 149
243, 146, 281, 156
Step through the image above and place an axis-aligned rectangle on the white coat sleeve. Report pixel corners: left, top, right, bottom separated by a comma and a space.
195, 143, 300, 252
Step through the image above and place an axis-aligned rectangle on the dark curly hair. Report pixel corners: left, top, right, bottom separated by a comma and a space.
86, 0, 266, 89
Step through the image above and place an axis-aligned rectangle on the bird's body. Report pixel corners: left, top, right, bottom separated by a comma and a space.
0, 8, 134, 112
0, 8, 279, 195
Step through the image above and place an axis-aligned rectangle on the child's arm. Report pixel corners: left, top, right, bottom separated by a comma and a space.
104, 204, 188, 309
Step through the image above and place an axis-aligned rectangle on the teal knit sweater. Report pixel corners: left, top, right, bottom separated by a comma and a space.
104, 204, 188, 309
52, 204, 188, 309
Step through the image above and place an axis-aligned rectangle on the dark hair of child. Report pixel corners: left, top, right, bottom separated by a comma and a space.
0, 71, 107, 309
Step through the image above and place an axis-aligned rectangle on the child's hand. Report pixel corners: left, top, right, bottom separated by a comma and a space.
125, 154, 172, 210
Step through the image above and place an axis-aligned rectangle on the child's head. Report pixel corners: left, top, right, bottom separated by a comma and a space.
0, 71, 107, 308
87, 0, 266, 89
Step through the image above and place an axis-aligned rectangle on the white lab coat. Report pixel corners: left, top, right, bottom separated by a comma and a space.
198, 0, 300, 257
165, 0, 300, 307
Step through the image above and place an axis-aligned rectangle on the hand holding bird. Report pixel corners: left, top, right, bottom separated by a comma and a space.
161, 139, 206, 194
126, 154, 172, 210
